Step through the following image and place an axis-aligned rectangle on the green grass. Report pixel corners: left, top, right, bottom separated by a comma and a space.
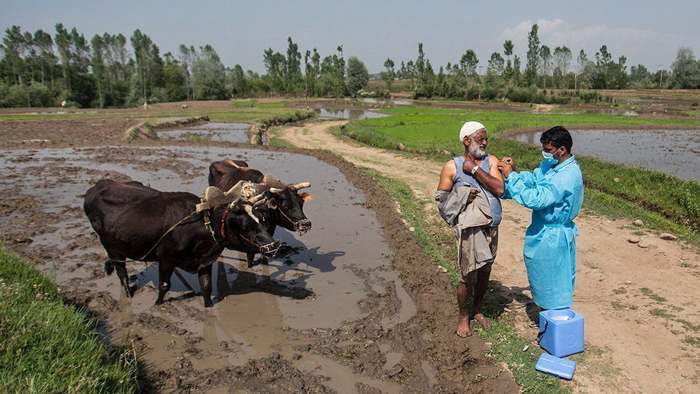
0, 113, 102, 121
350, 107, 698, 153
340, 108, 700, 244
0, 247, 138, 393
268, 126, 297, 148
365, 171, 569, 393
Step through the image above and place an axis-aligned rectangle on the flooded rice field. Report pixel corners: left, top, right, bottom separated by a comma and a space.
509, 128, 700, 181
159, 122, 252, 143
349, 98, 414, 106
313, 108, 390, 120
0, 143, 516, 392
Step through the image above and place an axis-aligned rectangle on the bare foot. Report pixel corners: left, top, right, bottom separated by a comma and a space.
457, 317, 472, 337
471, 313, 492, 329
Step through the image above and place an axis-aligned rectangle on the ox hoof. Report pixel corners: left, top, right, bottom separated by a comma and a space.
123, 286, 134, 298
204, 300, 213, 308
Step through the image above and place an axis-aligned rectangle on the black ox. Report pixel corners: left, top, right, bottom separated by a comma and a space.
83, 179, 280, 307
208, 159, 313, 267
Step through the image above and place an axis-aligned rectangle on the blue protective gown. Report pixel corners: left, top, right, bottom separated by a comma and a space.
503, 156, 584, 310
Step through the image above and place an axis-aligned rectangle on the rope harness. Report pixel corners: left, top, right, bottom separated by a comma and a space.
276, 207, 311, 235
137, 210, 199, 261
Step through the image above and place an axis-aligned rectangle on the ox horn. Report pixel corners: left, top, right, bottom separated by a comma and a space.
248, 192, 266, 205
269, 187, 283, 194
290, 182, 311, 191
224, 158, 241, 168
243, 204, 260, 223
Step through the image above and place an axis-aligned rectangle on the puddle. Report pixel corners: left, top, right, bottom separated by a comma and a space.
344, 98, 414, 106
508, 128, 700, 181
313, 108, 390, 120
583, 109, 639, 116
159, 122, 251, 143
0, 145, 417, 388
295, 354, 403, 394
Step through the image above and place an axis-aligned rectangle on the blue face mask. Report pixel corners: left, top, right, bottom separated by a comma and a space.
542, 150, 558, 163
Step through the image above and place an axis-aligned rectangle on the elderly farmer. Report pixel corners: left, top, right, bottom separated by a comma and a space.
436, 121, 504, 337
497, 126, 584, 312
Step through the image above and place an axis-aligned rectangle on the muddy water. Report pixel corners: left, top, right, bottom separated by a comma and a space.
0, 145, 416, 393
314, 108, 390, 120
509, 128, 700, 181
344, 98, 414, 106
159, 123, 252, 143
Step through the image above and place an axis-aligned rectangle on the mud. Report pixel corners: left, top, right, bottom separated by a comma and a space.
0, 117, 140, 149
159, 123, 253, 144
0, 129, 517, 392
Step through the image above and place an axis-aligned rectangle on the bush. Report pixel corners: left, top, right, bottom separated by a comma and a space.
481, 86, 500, 101
465, 85, 479, 101
577, 90, 602, 103
506, 87, 535, 103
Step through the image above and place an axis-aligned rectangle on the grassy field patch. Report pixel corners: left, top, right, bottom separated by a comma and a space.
0, 247, 138, 393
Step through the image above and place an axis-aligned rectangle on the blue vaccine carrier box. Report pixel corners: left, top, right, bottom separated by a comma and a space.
538, 308, 584, 357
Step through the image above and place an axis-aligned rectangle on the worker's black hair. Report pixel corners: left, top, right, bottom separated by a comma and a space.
540, 126, 573, 153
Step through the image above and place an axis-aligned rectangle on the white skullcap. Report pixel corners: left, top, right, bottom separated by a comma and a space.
459, 121, 486, 141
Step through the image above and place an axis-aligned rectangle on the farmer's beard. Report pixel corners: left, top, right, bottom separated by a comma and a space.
468, 139, 486, 158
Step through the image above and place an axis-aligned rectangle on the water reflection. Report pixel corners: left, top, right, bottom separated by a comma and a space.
349, 98, 414, 106
510, 129, 700, 181
159, 122, 251, 143
314, 108, 390, 120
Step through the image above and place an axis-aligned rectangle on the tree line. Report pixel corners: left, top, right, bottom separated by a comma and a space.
1, 23, 698, 108
380, 24, 700, 103
0, 24, 371, 108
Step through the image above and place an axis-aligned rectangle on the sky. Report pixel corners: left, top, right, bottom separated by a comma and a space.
2, 0, 699, 74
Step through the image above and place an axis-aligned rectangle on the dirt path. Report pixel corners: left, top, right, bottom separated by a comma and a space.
279, 120, 700, 394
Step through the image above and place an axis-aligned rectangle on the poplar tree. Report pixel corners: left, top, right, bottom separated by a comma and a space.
382, 58, 395, 90
525, 24, 540, 86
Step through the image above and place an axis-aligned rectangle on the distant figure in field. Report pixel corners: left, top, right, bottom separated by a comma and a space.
497, 126, 584, 314
61, 100, 66, 108
143, 101, 148, 110
436, 121, 504, 337
181, 104, 188, 109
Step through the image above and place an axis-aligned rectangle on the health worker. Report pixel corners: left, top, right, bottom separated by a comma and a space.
497, 126, 584, 310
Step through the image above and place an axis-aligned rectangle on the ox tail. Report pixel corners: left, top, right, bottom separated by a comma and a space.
104, 260, 114, 275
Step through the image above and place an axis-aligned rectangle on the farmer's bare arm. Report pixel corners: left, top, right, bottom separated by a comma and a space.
472, 155, 505, 197
437, 160, 457, 191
